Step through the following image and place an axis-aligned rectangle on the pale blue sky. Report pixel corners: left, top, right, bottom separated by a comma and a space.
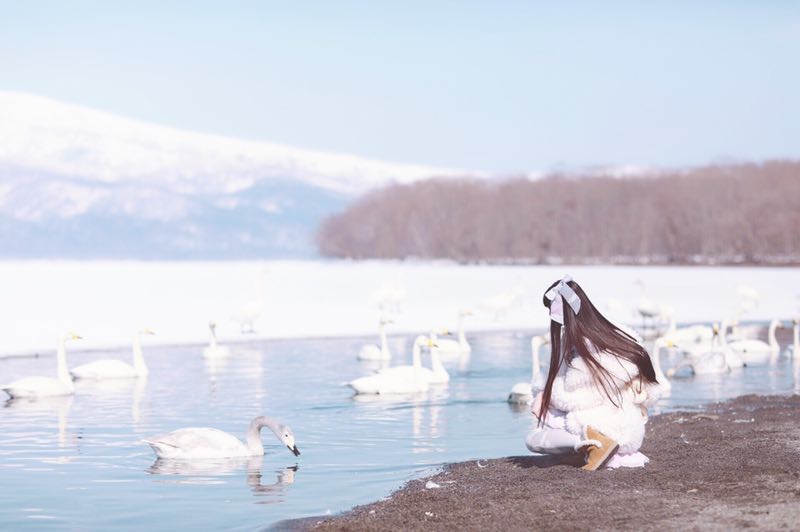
1, 1, 798, 173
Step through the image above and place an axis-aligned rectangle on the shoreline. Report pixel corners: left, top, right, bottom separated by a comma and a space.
285, 393, 800, 531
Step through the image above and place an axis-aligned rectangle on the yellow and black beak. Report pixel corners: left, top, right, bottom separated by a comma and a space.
289, 445, 300, 457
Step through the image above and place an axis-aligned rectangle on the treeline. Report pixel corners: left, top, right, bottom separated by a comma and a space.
317, 161, 800, 264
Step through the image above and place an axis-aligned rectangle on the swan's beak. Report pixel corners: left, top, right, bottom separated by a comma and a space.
289, 445, 300, 456
71, 333, 83, 340
142, 328, 156, 335
666, 340, 674, 348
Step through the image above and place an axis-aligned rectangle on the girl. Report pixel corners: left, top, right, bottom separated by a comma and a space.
525, 276, 661, 470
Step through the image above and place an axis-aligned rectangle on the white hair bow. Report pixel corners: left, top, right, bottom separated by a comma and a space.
545, 275, 581, 324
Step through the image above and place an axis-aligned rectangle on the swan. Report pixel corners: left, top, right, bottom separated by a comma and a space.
669, 324, 729, 376
717, 321, 745, 369
2, 333, 82, 398
203, 321, 231, 359
358, 318, 393, 361
347, 336, 433, 394
508, 335, 547, 404
143, 416, 299, 459
663, 314, 713, 346
726, 319, 781, 365
71, 328, 155, 379
436, 310, 473, 355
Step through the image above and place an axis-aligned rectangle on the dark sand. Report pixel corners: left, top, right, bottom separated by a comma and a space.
290, 394, 800, 531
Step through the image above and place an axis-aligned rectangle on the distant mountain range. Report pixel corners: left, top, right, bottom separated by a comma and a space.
0, 92, 455, 258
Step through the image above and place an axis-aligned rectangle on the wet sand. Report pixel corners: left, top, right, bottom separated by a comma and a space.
291, 394, 800, 531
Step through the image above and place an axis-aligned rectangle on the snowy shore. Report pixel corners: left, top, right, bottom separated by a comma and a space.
1, 260, 798, 357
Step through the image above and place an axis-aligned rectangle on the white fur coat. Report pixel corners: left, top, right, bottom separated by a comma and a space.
547, 349, 661, 455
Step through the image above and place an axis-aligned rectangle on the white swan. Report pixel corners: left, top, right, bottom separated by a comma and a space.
717, 321, 745, 369
663, 314, 714, 346
347, 336, 433, 394
726, 319, 781, 365
508, 335, 547, 404
143, 416, 299, 459
358, 318, 393, 361
670, 324, 730, 376
203, 321, 231, 359
71, 328, 155, 379
2, 333, 82, 398
436, 310, 473, 355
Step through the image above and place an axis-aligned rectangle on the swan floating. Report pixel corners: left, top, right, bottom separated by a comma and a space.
508, 335, 547, 404
71, 328, 155, 380
143, 416, 299, 459
726, 319, 781, 365
203, 321, 231, 359
348, 336, 434, 394
670, 324, 730, 376
2, 333, 82, 399
358, 318, 393, 361
436, 310, 473, 355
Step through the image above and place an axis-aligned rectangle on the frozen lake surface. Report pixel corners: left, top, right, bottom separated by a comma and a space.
0, 260, 798, 356
1, 329, 798, 529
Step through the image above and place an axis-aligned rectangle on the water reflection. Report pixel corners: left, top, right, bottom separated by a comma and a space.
148, 456, 298, 503
5, 395, 76, 460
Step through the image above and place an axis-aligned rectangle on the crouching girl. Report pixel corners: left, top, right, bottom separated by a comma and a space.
526, 276, 662, 470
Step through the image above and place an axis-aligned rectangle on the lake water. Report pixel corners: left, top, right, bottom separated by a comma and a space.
1, 328, 798, 529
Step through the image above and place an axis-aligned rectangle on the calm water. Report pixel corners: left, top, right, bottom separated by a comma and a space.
1, 329, 798, 530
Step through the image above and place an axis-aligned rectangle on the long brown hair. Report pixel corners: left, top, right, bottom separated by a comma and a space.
536, 277, 657, 424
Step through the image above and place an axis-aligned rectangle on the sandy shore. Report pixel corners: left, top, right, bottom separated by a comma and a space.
288, 394, 800, 531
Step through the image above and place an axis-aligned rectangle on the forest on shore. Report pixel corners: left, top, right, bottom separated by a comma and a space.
317, 160, 800, 264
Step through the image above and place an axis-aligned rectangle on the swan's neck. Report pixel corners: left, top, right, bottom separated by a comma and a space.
666, 315, 676, 334
457, 316, 467, 346
651, 341, 667, 383
132, 334, 148, 376
717, 323, 728, 347
793, 323, 799, 352
56, 337, 72, 387
411, 341, 422, 369
246, 417, 279, 455
429, 346, 446, 375
209, 327, 218, 350
379, 323, 389, 356
768, 321, 779, 349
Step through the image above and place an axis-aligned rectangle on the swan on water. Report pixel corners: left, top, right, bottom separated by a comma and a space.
358, 317, 393, 361
726, 319, 781, 365
507, 335, 548, 404
717, 321, 745, 369
662, 314, 713, 346
348, 336, 435, 394
2, 333, 82, 399
669, 324, 730, 376
71, 328, 155, 380
435, 310, 473, 355
203, 321, 231, 359
143, 416, 299, 459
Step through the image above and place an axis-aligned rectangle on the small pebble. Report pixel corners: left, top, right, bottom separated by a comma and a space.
425, 512, 434, 517
687, 488, 698, 493
425, 481, 442, 489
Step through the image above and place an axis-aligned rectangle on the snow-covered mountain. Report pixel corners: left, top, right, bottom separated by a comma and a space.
0, 92, 455, 257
